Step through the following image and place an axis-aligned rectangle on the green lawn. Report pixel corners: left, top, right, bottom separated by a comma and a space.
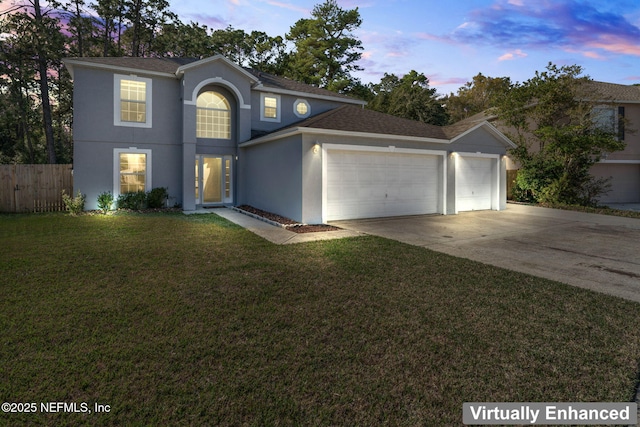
1, 212, 639, 426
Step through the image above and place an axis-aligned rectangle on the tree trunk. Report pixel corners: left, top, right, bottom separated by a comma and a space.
130, 0, 143, 57
103, 20, 110, 57
18, 81, 35, 163
75, 0, 84, 57
33, 0, 57, 164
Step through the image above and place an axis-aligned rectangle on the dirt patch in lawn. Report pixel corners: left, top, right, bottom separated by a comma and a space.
236, 205, 342, 233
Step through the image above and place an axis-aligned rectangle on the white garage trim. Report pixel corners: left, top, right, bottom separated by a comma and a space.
453, 152, 502, 214
321, 144, 448, 222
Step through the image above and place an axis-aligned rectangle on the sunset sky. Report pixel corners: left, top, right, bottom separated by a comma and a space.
3, 0, 640, 95
170, 0, 640, 94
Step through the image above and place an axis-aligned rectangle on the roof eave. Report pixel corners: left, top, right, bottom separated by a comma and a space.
240, 127, 450, 148
252, 85, 367, 106
62, 58, 177, 79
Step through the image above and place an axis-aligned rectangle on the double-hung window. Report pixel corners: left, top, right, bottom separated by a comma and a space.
592, 105, 625, 140
114, 148, 152, 197
260, 93, 281, 122
114, 75, 152, 128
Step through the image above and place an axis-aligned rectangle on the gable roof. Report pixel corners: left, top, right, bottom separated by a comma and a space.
63, 55, 365, 104
244, 69, 364, 104
243, 105, 515, 148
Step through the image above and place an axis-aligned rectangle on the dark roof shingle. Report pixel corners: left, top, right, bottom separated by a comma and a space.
580, 81, 640, 102
267, 105, 488, 140
243, 69, 360, 102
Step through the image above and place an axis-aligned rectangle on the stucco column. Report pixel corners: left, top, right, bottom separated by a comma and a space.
182, 99, 197, 212
446, 152, 457, 215
182, 141, 196, 211
499, 155, 507, 210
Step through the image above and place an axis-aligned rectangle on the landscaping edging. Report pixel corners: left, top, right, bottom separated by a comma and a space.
232, 205, 341, 233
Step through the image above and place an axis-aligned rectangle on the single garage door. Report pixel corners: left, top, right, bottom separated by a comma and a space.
326, 149, 441, 221
590, 163, 640, 203
456, 156, 495, 212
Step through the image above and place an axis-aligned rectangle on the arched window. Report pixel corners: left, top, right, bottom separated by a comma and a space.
196, 91, 231, 139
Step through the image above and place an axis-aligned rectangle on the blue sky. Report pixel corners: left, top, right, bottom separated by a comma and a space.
169, 0, 640, 95
3, 0, 639, 95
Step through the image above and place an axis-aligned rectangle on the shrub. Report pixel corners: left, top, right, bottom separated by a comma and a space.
61, 190, 86, 215
115, 188, 170, 210
146, 187, 168, 209
117, 191, 147, 210
97, 191, 114, 214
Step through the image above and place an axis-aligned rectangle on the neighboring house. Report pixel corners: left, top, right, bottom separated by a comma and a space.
63, 55, 515, 223
492, 81, 640, 204
585, 81, 640, 204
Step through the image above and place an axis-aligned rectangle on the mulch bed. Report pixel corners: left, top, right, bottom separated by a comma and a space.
236, 205, 342, 233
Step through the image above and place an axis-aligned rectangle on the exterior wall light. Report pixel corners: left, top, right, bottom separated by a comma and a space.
313, 143, 321, 154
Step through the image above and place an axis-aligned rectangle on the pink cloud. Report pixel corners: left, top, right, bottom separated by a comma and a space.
261, 0, 309, 14
498, 49, 528, 61
427, 75, 469, 87
586, 34, 640, 56
415, 32, 456, 44
582, 51, 606, 59
340, 0, 374, 8
450, 1, 640, 60
188, 14, 229, 29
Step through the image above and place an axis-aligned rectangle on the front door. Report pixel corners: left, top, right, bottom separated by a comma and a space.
195, 155, 233, 205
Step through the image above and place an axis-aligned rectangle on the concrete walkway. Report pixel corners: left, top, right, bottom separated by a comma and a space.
333, 204, 640, 303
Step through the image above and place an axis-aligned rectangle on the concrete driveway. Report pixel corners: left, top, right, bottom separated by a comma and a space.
331, 204, 640, 303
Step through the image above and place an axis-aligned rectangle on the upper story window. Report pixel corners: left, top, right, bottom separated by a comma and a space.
197, 91, 231, 139
592, 106, 625, 140
261, 93, 281, 122
294, 99, 311, 119
114, 74, 152, 128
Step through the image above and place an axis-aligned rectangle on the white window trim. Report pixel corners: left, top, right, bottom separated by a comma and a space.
260, 93, 281, 123
223, 155, 233, 204
114, 74, 153, 128
113, 148, 152, 199
293, 98, 311, 119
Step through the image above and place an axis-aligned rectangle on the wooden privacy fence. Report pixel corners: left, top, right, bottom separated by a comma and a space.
0, 164, 73, 213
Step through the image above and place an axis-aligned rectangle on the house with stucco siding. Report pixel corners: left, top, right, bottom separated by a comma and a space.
64, 54, 515, 223
585, 81, 640, 204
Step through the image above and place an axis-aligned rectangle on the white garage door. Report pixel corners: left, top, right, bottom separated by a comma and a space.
326, 149, 441, 221
456, 156, 495, 212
